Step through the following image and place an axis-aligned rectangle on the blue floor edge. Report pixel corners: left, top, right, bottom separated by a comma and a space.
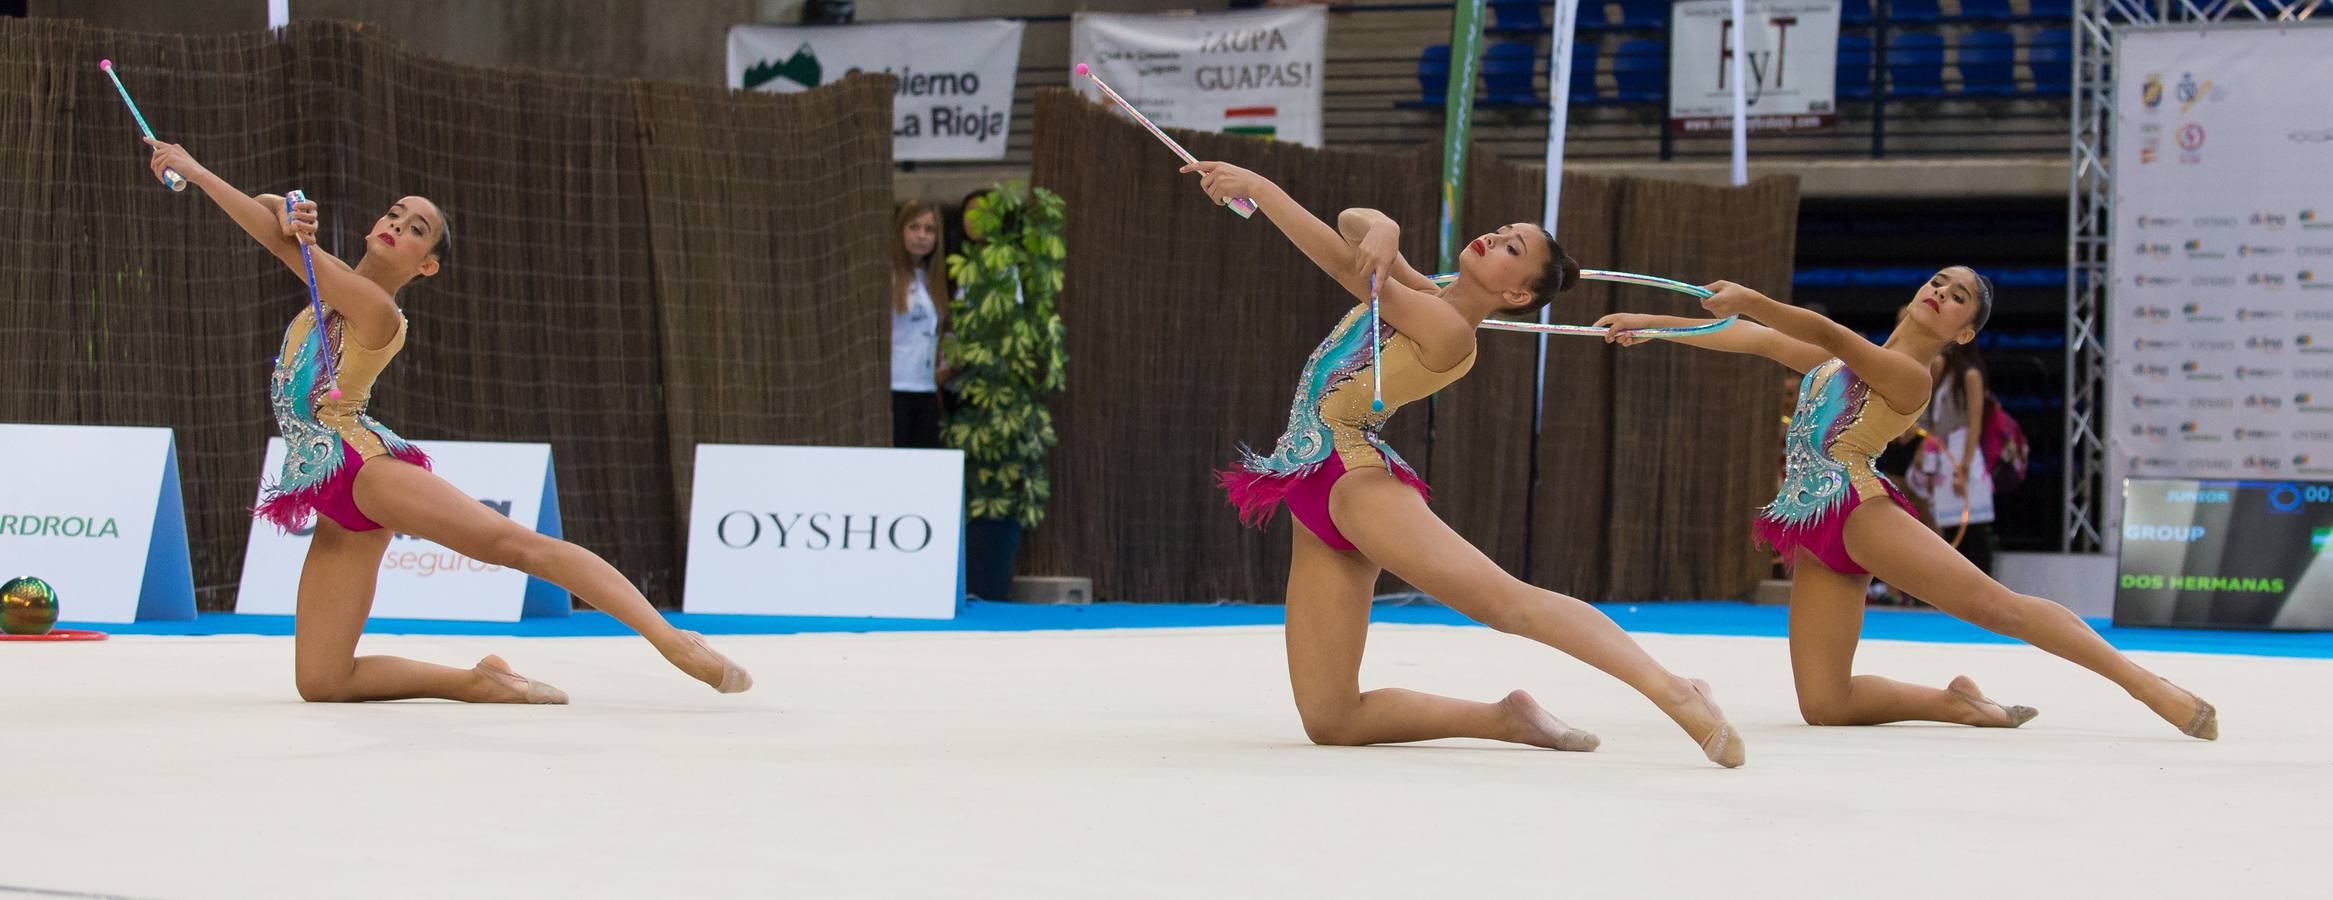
55, 600, 2333, 659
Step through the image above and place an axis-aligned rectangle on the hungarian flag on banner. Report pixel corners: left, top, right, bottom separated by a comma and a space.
1224, 106, 1277, 139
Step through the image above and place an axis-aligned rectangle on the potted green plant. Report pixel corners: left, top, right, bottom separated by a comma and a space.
943, 182, 1066, 599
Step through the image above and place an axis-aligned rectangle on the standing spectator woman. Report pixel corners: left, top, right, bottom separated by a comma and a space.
1913, 338, 1996, 573
891, 200, 948, 448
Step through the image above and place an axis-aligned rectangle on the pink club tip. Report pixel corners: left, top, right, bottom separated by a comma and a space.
1074, 63, 1089, 76
328, 388, 343, 400
99, 59, 113, 71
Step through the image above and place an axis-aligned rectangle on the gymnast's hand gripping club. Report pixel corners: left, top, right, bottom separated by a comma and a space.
99, 59, 185, 192
283, 190, 342, 400
1075, 63, 1259, 219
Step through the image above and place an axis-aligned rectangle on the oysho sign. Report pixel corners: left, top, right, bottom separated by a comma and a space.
711, 511, 937, 553
0, 424, 196, 623
727, 19, 1026, 161
235, 439, 568, 621
683, 445, 963, 619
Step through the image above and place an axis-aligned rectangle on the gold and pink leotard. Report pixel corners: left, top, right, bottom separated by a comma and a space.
1219, 303, 1476, 550
252, 307, 432, 533
1755, 357, 1927, 574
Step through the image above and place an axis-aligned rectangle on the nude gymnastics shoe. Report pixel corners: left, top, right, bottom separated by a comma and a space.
2164, 680, 2217, 741
682, 631, 753, 694
1689, 679, 1746, 768
1946, 678, 2038, 728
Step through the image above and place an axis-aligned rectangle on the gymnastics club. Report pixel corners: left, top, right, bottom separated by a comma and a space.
98, 59, 186, 192
1369, 274, 1384, 411
285, 190, 342, 400
1074, 63, 1258, 219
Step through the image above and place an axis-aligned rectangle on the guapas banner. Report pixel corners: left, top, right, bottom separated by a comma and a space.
1070, 7, 1326, 148
726, 19, 1025, 161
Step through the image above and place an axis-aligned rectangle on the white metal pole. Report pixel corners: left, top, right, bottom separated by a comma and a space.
1729, 0, 1750, 185
1537, 0, 1584, 434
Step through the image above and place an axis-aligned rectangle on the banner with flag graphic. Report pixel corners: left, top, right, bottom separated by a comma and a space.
1070, 7, 1325, 148
1223, 106, 1278, 139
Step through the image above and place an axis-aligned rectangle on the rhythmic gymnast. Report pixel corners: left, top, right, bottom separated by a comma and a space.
1596, 269, 2216, 739
140, 138, 750, 703
1187, 159, 1746, 767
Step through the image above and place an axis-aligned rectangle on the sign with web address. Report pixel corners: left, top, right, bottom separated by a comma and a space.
1668, 0, 1841, 134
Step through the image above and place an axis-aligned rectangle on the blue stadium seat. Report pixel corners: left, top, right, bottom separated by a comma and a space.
1842, 0, 1875, 26
1611, 39, 1666, 102
1489, 0, 1548, 34
1615, 0, 1668, 29
1837, 33, 1875, 100
2027, 29, 2072, 95
1863, 266, 1940, 288
1568, 38, 1604, 103
1996, 266, 2066, 289
1483, 41, 1540, 106
1956, 0, 2015, 21
1887, 31, 1946, 98
2024, 0, 2072, 21
1957, 29, 2019, 96
1889, 0, 1944, 23
1793, 268, 1855, 289
1408, 44, 1451, 108
1578, 1, 1619, 31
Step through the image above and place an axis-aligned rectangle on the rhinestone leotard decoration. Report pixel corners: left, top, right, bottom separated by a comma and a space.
263, 307, 420, 497
1236, 304, 1471, 480
1760, 358, 1926, 528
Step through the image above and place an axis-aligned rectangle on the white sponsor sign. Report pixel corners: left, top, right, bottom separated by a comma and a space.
235, 439, 566, 621
1071, 6, 1326, 148
1669, 0, 1839, 133
0, 424, 195, 623
684, 445, 963, 618
2107, 27, 2333, 543
727, 19, 1025, 161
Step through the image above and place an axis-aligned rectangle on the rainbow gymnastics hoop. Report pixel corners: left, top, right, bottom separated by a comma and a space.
1426, 269, 1739, 339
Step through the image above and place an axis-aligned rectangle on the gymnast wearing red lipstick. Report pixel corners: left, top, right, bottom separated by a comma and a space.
1185, 158, 1746, 767
140, 137, 751, 705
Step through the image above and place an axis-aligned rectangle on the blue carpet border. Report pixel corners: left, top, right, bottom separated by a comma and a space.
53, 600, 2333, 659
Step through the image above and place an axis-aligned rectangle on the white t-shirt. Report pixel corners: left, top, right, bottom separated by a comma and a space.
1910, 374, 1995, 527
1911, 429, 1996, 526
891, 276, 938, 393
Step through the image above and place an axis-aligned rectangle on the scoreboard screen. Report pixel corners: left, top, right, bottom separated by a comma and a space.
2115, 478, 2333, 631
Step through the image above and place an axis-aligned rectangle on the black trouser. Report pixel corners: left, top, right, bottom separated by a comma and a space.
891, 390, 943, 449
1948, 522, 1995, 575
